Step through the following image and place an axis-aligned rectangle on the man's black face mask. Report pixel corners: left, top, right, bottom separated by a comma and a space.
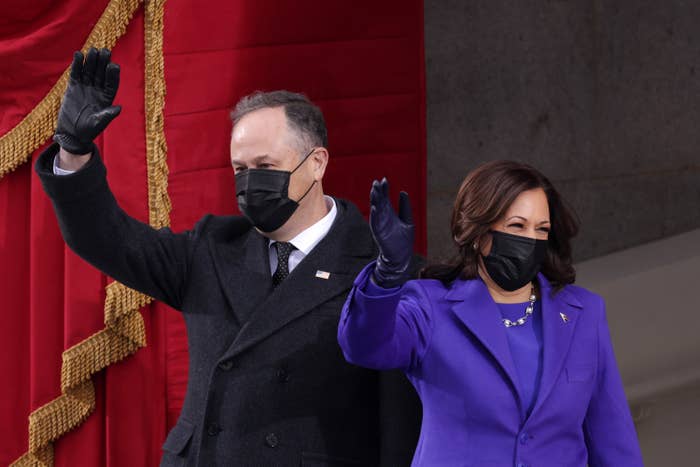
235, 148, 316, 233
481, 230, 548, 291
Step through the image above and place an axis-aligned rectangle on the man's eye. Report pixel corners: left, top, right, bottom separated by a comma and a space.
233, 166, 246, 173
258, 163, 272, 169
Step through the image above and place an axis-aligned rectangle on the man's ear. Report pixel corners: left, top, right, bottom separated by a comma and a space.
311, 147, 329, 181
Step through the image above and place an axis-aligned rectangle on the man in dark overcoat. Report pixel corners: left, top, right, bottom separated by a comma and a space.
35, 48, 420, 466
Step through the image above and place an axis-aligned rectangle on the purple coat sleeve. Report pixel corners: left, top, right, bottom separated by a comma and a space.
584, 297, 645, 466
337, 262, 434, 371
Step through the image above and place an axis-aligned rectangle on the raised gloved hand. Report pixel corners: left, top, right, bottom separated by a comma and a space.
369, 178, 415, 288
54, 48, 121, 155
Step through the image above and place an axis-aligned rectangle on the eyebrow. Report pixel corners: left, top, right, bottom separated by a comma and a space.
506, 215, 551, 225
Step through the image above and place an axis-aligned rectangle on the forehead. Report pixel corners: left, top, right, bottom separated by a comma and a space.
230, 107, 294, 159
504, 188, 550, 218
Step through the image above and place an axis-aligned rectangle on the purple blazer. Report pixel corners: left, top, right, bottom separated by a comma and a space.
338, 263, 644, 467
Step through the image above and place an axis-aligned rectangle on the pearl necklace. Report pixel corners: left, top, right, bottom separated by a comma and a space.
502, 287, 536, 328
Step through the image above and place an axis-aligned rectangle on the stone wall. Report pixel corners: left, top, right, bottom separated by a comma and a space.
425, 0, 700, 262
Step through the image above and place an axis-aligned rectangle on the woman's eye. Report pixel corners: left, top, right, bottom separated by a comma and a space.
508, 223, 524, 229
538, 227, 550, 233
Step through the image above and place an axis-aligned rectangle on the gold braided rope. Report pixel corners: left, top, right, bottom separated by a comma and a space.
11, 0, 170, 465
0, 0, 142, 179
145, 0, 170, 229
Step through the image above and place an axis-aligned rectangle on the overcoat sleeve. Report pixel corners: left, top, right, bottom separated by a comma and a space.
338, 262, 434, 371
583, 297, 645, 466
35, 143, 204, 310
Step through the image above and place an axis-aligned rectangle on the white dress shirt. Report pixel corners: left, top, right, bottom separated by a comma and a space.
269, 196, 337, 275
53, 155, 78, 175
54, 156, 337, 277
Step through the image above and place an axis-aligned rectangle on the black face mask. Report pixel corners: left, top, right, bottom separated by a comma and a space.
481, 230, 548, 292
235, 149, 316, 232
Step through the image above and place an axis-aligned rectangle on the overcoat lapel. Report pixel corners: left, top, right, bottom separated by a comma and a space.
209, 225, 272, 327
528, 273, 582, 418
223, 200, 376, 360
448, 280, 525, 413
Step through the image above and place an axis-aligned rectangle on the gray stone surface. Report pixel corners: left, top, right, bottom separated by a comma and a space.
574, 229, 700, 466
425, 0, 700, 262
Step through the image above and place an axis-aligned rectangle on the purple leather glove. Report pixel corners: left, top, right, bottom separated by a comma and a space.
369, 178, 414, 288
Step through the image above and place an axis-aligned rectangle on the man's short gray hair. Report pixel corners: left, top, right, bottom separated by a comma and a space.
230, 90, 328, 152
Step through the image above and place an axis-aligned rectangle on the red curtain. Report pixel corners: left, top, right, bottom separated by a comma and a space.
0, 1, 425, 465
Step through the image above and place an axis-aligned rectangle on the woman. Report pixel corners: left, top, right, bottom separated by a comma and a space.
338, 161, 643, 466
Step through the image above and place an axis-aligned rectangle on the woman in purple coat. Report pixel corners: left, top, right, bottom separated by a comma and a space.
338, 161, 644, 467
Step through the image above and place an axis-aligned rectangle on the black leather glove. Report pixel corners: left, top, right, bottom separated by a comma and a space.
369, 178, 415, 288
54, 48, 121, 154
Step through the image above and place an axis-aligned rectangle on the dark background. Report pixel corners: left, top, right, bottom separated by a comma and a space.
425, 0, 700, 262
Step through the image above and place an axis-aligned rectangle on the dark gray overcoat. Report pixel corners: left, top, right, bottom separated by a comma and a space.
36, 144, 420, 467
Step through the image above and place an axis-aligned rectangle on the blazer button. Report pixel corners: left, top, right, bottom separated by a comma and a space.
265, 433, 279, 448
276, 368, 289, 382
218, 360, 234, 371
519, 432, 529, 445
207, 423, 221, 436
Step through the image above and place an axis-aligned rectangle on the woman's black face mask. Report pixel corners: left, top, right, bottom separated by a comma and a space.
234, 148, 316, 233
481, 230, 548, 291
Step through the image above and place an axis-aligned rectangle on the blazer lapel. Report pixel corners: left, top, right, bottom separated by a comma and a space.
528, 273, 583, 418
448, 280, 525, 413
209, 227, 272, 326
223, 200, 376, 360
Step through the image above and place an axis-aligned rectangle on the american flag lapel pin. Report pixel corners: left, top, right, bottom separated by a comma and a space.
560, 312, 569, 323
315, 270, 331, 280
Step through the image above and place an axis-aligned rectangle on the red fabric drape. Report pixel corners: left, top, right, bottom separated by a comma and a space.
0, 1, 425, 465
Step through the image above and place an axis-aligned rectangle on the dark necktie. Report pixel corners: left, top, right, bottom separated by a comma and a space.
272, 242, 296, 287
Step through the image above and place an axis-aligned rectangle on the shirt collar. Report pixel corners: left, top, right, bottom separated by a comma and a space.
269, 196, 337, 256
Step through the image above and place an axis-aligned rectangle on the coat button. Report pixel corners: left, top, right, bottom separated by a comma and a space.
519, 432, 529, 445
218, 360, 233, 371
265, 433, 279, 448
276, 368, 289, 382
207, 423, 221, 436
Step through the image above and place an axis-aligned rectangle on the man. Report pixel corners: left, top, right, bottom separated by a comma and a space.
36, 48, 420, 466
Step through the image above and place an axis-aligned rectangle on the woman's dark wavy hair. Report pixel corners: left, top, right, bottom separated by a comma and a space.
420, 160, 579, 292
